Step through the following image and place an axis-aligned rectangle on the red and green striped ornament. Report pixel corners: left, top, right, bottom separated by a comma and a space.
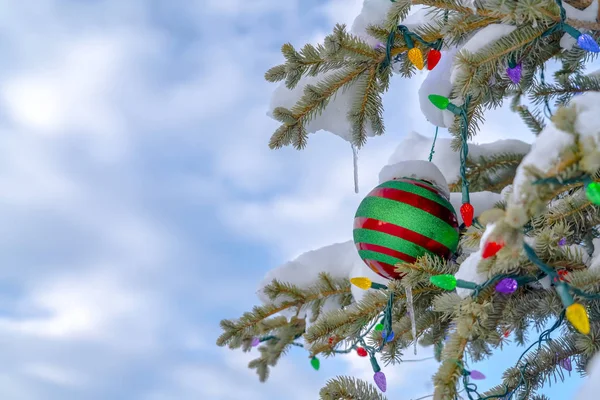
353, 178, 460, 279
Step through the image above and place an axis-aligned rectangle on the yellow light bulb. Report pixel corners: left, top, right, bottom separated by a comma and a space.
350, 277, 372, 290
407, 48, 424, 70
566, 303, 590, 335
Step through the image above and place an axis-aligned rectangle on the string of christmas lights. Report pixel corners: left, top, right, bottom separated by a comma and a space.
248, 285, 426, 392
252, 0, 600, 395
382, 24, 444, 72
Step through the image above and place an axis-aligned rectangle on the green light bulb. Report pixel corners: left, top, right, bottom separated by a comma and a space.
310, 356, 320, 371
430, 274, 457, 290
428, 94, 450, 110
586, 182, 600, 205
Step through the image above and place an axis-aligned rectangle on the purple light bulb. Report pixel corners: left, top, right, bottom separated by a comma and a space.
470, 370, 486, 380
578, 34, 600, 53
506, 63, 522, 84
495, 278, 518, 294
558, 237, 567, 246
374, 371, 387, 392
251, 337, 260, 347
560, 357, 572, 372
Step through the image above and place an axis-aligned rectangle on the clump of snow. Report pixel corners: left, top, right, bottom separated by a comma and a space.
419, 47, 459, 127
268, 73, 369, 143
257, 241, 365, 321
454, 224, 497, 297
508, 93, 600, 205
564, 1, 598, 22
536, 275, 552, 290
350, 0, 395, 47
267, 0, 396, 143
510, 124, 574, 205
450, 24, 517, 86
379, 131, 524, 223
455, 251, 486, 298
589, 238, 600, 271
572, 92, 600, 142
574, 349, 600, 400
501, 185, 513, 202
379, 159, 450, 199
457, 0, 477, 13
385, 131, 529, 190
559, 33, 577, 52
565, 244, 590, 265
268, 0, 439, 144
267, 1, 448, 144
401, 6, 436, 30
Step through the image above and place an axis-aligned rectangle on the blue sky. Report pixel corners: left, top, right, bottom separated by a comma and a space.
0, 0, 591, 398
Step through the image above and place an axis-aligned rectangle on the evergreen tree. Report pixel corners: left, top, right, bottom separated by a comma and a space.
217, 0, 600, 398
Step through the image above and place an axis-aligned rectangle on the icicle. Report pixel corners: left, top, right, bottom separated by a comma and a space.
405, 285, 417, 355
352, 144, 359, 193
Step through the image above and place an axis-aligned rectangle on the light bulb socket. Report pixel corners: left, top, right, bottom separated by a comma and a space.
371, 282, 388, 290
399, 25, 414, 48
446, 103, 462, 115
556, 283, 574, 307
562, 23, 581, 39
370, 357, 381, 373
456, 279, 479, 290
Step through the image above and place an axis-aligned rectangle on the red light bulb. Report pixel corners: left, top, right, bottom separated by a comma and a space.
460, 203, 474, 227
482, 241, 503, 259
557, 269, 570, 282
427, 49, 442, 70
357, 347, 368, 357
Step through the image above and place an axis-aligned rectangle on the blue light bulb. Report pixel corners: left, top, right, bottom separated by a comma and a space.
577, 34, 600, 53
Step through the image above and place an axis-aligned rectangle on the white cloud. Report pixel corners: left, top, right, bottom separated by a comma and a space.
202, 0, 298, 15
2, 35, 127, 137
219, 137, 394, 258
0, 134, 79, 206
22, 363, 87, 388
0, 0, 565, 398
318, 0, 367, 26
149, 349, 327, 400
0, 270, 157, 346
343, 349, 437, 397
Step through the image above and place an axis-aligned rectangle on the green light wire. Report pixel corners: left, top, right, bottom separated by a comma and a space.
428, 126, 439, 162
554, 0, 567, 22
459, 96, 471, 204
381, 24, 444, 71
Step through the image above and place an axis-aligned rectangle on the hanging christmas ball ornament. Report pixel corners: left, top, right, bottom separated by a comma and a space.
353, 173, 460, 279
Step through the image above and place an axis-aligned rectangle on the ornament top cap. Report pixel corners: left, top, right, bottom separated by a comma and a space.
379, 160, 450, 200
393, 176, 450, 201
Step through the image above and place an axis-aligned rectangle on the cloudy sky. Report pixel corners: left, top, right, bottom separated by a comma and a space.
0, 0, 593, 398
